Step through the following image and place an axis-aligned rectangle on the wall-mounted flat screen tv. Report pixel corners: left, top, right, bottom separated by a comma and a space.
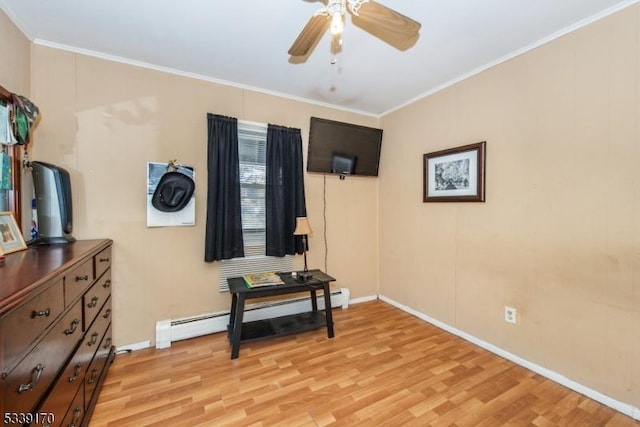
307, 117, 383, 177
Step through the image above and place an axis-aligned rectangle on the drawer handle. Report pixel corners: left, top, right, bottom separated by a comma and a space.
103, 337, 112, 350
75, 275, 89, 282
87, 332, 99, 347
103, 279, 112, 289
99, 257, 110, 263
68, 363, 83, 383
18, 363, 45, 393
87, 296, 99, 308
31, 308, 51, 318
69, 406, 82, 427
64, 319, 81, 335
103, 309, 112, 319
87, 367, 99, 385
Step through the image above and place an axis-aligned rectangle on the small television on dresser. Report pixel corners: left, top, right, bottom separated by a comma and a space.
31, 161, 75, 244
307, 117, 383, 177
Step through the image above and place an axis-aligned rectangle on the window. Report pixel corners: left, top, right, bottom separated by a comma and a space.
218, 121, 291, 290
238, 121, 267, 255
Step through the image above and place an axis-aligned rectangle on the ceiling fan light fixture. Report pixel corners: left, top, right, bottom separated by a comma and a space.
330, 11, 344, 35
288, 0, 420, 58
347, 0, 369, 16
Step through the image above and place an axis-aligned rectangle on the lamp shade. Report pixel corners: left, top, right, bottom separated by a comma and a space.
293, 217, 313, 235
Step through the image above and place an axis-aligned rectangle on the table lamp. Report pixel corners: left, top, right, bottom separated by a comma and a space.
293, 216, 313, 280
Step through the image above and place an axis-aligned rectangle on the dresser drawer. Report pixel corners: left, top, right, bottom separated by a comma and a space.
83, 270, 111, 331
38, 364, 82, 427
1, 280, 64, 375
2, 301, 83, 414
82, 297, 112, 362
64, 259, 94, 307
85, 323, 112, 408
38, 300, 112, 425
60, 385, 84, 427
94, 246, 112, 281
38, 342, 88, 427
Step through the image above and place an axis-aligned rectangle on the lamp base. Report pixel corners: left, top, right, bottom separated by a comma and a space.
297, 271, 313, 281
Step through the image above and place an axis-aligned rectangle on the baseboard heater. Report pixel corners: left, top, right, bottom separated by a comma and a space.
156, 287, 350, 349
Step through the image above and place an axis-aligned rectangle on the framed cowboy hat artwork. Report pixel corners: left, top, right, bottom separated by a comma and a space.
146, 161, 196, 227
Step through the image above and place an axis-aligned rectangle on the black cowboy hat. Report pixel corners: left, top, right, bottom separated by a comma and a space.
151, 171, 195, 212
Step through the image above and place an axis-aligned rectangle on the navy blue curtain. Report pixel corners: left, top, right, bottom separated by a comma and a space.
204, 114, 244, 262
265, 124, 307, 257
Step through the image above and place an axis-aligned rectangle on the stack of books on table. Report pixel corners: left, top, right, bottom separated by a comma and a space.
243, 272, 285, 288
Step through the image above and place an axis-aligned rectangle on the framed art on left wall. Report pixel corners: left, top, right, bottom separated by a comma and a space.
0, 211, 27, 254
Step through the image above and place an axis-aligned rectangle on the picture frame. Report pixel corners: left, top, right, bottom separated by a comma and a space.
0, 211, 27, 254
423, 141, 486, 202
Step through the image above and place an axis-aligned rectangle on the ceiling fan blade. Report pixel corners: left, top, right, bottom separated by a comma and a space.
351, 17, 420, 51
288, 13, 331, 57
353, 1, 421, 36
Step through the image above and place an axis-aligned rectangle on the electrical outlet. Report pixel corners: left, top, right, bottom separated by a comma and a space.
505, 306, 517, 324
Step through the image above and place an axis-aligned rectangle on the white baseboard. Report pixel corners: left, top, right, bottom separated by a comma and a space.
378, 294, 640, 421
350, 294, 378, 304
116, 340, 151, 353
155, 287, 351, 349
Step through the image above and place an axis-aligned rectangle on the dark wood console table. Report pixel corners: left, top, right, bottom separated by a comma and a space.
226, 269, 335, 359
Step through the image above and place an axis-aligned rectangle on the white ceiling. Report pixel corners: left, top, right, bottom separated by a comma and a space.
1, 0, 638, 116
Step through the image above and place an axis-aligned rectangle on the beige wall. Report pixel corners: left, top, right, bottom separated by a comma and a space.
27, 46, 380, 347
0, 11, 30, 95
0, 9, 31, 230
379, 5, 640, 409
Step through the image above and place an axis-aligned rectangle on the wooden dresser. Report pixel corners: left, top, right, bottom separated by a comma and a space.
0, 239, 114, 427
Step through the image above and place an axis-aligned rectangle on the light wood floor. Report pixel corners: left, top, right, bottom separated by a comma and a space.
90, 300, 639, 426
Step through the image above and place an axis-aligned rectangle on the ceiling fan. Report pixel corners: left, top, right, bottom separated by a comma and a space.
288, 0, 421, 57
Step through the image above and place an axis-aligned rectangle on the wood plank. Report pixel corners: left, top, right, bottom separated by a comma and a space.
90, 300, 639, 426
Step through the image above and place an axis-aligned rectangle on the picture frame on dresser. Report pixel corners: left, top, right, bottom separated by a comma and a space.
0, 211, 27, 254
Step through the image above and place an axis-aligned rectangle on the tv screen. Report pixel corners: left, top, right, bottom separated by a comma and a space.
307, 117, 383, 177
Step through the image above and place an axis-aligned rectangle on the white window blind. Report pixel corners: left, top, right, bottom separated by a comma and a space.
219, 121, 291, 291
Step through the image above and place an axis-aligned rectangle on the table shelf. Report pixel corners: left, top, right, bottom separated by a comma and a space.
237, 311, 326, 342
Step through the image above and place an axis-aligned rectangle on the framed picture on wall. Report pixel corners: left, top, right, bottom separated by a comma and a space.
423, 141, 486, 202
0, 211, 27, 254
